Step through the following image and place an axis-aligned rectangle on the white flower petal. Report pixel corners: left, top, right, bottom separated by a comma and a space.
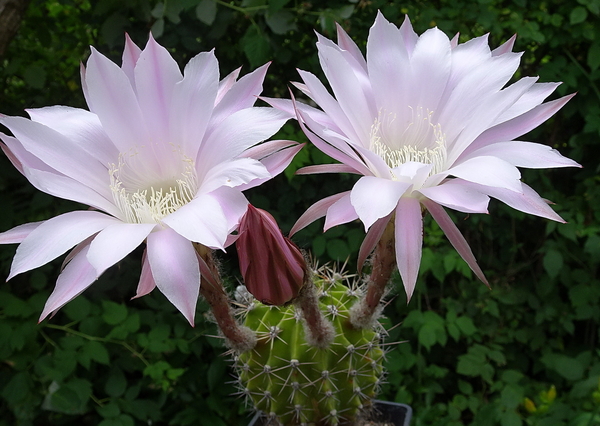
419, 179, 490, 213
27, 106, 118, 165
171, 51, 219, 158
198, 107, 289, 169
409, 27, 452, 111
85, 47, 151, 152
351, 176, 412, 230
445, 156, 522, 192
318, 44, 375, 146
87, 223, 155, 275
0, 116, 110, 197
147, 228, 200, 326
199, 157, 270, 194
161, 193, 229, 249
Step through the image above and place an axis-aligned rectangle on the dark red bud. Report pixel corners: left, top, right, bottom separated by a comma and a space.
236, 205, 306, 305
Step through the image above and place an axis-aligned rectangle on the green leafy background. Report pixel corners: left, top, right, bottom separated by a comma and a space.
1, 0, 599, 425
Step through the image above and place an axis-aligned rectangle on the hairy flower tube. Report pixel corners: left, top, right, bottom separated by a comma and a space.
269, 12, 581, 303
236, 204, 306, 306
0, 35, 301, 325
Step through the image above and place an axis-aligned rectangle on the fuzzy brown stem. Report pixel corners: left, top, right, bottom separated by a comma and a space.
350, 219, 396, 329
195, 244, 256, 352
293, 274, 335, 349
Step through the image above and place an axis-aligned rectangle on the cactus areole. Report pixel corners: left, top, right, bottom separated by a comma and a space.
234, 271, 385, 426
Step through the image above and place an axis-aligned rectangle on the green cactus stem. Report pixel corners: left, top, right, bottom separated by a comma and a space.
234, 268, 385, 426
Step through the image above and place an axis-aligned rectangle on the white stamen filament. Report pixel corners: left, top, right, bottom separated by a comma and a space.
369, 107, 447, 178
109, 151, 198, 224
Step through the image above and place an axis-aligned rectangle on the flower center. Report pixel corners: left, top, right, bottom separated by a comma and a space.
109, 148, 198, 224
369, 107, 447, 178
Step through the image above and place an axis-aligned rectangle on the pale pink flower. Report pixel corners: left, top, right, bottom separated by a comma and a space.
269, 13, 581, 299
0, 35, 301, 325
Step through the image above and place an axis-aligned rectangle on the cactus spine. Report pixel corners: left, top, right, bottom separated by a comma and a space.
234, 268, 385, 426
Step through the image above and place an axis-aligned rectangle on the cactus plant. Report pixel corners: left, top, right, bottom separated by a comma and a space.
233, 267, 386, 426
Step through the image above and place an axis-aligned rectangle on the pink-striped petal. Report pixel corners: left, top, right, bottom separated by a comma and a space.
467, 94, 575, 152
39, 242, 98, 321
465, 141, 582, 169
238, 142, 305, 191
216, 67, 241, 104
9, 211, 119, 280
133, 249, 156, 299
290, 191, 350, 236
461, 181, 565, 222
324, 192, 359, 230
0, 221, 43, 244
135, 34, 183, 148
147, 228, 200, 326
357, 213, 391, 273
297, 163, 359, 175
394, 197, 423, 301
211, 62, 269, 126
423, 199, 488, 286
122, 34, 142, 89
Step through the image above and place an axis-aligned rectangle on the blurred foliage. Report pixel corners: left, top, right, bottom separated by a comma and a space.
1, 0, 600, 425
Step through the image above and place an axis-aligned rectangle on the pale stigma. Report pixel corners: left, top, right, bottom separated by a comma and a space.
109, 150, 198, 224
369, 107, 447, 178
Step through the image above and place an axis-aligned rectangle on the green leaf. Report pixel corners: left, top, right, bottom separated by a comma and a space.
326, 238, 350, 262
266, 10, 297, 35
268, 0, 290, 13
241, 26, 271, 69
80, 340, 110, 366
196, 0, 217, 25
500, 410, 522, 426
1, 372, 31, 404
543, 249, 563, 278
588, 41, 600, 71
23, 64, 47, 90
97, 401, 120, 418
64, 296, 91, 321
102, 301, 128, 325
455, 316, 477, 336
570, 6, 588, 24
418, 323, 437, 350
105, 368, 127, 397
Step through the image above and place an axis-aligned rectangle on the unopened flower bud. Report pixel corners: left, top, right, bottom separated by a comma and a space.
237, 205, 306, 305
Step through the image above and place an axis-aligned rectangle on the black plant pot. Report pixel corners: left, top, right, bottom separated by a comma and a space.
247, 400, 412, 426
